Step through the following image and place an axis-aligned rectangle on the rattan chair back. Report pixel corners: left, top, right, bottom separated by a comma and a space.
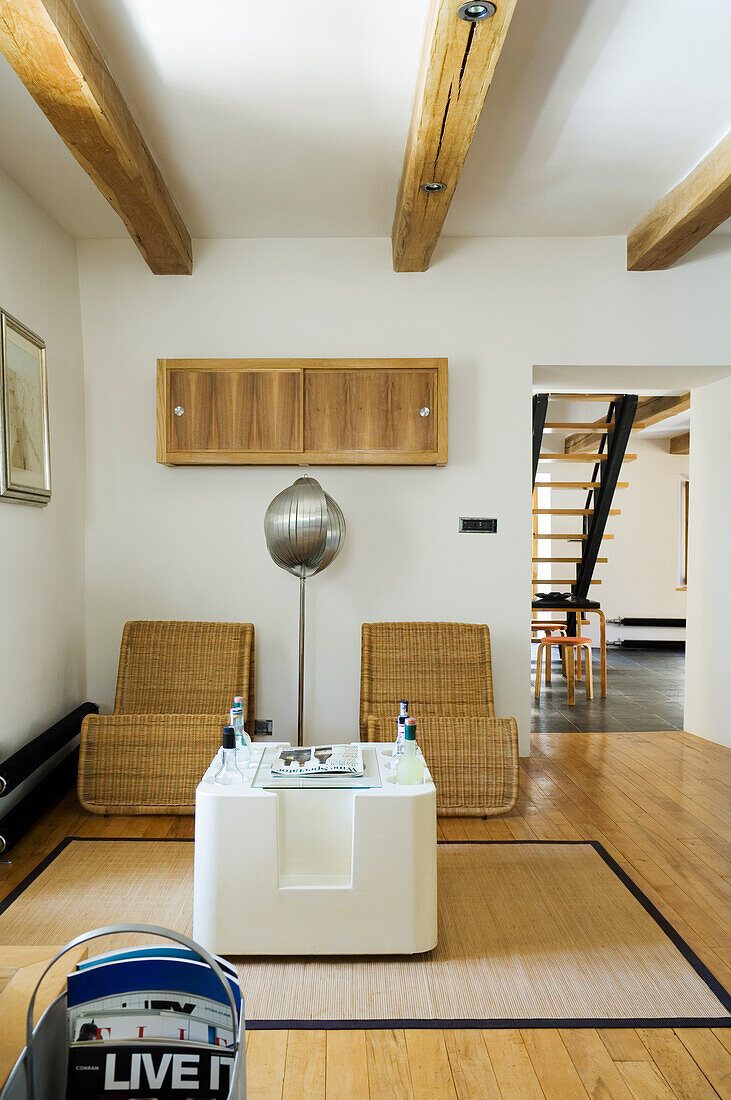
360, 621, 495, 740
114, 620, 255, 722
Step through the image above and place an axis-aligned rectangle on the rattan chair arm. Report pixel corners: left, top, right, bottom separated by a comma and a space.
366, 715, 519, 818
78, 713, 228, 816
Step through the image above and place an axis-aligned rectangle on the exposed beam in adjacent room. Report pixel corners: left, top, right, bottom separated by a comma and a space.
565, 393, 690, 454
0, 0, 192, 275
627, 132, 731, 271
634, 392, 691, 428
392, 0, 519, 273
669, 431, 690, 455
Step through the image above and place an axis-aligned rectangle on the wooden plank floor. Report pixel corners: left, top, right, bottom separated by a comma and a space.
1, 730, 730, 1098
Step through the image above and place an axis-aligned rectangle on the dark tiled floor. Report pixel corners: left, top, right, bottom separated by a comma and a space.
531, 645, 685, 733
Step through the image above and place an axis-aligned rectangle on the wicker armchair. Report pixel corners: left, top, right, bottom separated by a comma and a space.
360, 622, 518, 817
78, 621, 255, 815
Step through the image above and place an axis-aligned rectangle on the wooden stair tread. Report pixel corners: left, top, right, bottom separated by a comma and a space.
533, 557, 608, 563
539, 453, 637, 462
534, 533, 614, 540
534, 479, 628, 488
533, 579, 601, 585
533, 508, 620, 516
547, 393, 620, 401
544, 423, 646, 431
544, 423, 608, 430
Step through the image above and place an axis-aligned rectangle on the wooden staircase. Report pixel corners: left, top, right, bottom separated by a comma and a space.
532, 393, 638, 609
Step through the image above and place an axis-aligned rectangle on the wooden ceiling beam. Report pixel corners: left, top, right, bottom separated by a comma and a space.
669, 431, 690, 456
565, 393, 690, 454
392, 0, 518, 273
0, 0, 192, 275
634, 392, 691, 429
627, 132, 731, 271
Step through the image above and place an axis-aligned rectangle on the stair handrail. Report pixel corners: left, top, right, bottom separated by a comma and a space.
574, 394, 638, 601
583, 401, 615, 517
532, 394, 549, 488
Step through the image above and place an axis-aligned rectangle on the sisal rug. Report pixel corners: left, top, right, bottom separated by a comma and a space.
0, 838, 729, 1029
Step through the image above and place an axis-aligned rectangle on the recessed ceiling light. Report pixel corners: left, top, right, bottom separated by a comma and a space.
457, 2, 496, 22
421, 181, 447, 194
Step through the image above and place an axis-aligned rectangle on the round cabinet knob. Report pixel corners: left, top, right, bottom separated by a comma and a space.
419, 406, 430, 417
173, 406, 185, 416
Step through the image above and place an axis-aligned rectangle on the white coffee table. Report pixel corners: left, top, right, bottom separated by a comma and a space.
193, 743, 437, 955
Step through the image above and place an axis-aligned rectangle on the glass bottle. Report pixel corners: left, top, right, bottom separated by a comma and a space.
392, 699, 409, 769
214, 726, 245, 786
396, 717, 425, 786
230, 703, 251, 765
233, 697, 252, 748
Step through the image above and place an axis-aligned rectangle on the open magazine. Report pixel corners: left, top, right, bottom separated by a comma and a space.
65, 947, 240, 1100
270, 743, 364, 776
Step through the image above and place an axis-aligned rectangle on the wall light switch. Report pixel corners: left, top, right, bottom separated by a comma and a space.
459, 517, 497, 533
254, 719, 273, 736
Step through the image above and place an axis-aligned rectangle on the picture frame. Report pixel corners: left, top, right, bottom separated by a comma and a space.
0, 310, 51, 505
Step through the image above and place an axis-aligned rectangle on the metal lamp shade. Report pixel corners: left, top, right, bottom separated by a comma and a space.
264, 477, 345, 578
264, 477, 345, 744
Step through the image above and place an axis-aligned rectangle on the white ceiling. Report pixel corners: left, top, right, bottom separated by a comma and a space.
533, 365, 731, 392
534, 365, 731, 441
0, 0, 729, 242
639, 410, 689, 439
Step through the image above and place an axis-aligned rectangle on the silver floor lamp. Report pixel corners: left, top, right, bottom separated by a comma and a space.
264, 477, 346, 746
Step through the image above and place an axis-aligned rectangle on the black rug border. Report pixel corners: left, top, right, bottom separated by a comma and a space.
1, 836, 729, 1031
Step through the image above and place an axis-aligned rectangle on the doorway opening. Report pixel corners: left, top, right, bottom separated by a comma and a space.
530, 368, 699, 735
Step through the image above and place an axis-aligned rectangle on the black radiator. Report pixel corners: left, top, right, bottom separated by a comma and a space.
0, 749, 81, 855
0, 702, 98, 854
0, 702, 98, 797
606, 617, 686, 651
610, 617, 686, 629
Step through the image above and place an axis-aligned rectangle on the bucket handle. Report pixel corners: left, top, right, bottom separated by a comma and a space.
24, 923, 240, 1100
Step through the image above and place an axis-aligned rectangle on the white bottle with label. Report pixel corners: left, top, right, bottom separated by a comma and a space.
230, 701, 251, 765
392, 699, 409, 770
234, 697, 252, 749
396, 717, 425, 786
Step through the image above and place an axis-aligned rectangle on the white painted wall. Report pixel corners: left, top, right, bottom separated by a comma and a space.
685, 376, 731, 748
592, 436, 688, 624
76, 236, 731, 755
0, 167, 87, 811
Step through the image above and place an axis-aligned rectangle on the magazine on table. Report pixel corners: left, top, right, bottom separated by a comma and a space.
65, 947, 240, 1100
270, 743, 364, 776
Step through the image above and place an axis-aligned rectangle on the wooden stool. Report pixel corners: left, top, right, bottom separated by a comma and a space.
576, 609, 607, 697
531, 622, 566, 686
535, 636, 593, 705
532, 608, 607, 696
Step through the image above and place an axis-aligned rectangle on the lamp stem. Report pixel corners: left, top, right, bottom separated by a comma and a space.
298, 570, 306, 747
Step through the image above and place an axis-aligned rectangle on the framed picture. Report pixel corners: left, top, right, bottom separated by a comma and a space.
0, 310, 51, 504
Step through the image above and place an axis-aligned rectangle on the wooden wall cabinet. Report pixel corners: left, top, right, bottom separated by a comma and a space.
157, 359, 447, 466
